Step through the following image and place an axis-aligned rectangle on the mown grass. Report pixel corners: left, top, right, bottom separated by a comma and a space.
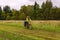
0, 30, 44, 40
0, 20, 60, 40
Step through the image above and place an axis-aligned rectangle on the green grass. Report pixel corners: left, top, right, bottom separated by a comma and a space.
0, 31, 44, 40
1, 21, 60, 32
31, 21, 60, 32
0, 20, 60, 40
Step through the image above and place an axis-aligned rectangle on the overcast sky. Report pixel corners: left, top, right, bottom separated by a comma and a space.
0, 0, 60, 10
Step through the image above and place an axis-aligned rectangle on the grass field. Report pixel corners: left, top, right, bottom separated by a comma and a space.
0, 20, 60, 40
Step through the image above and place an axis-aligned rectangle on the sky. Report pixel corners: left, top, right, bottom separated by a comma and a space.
0, 0, 60, 10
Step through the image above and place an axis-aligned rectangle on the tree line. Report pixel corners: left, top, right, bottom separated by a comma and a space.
0, 0, 60, 20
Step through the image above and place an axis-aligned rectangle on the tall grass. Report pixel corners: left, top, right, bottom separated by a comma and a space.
0, 21, 60, 32
31, 21, 60, 32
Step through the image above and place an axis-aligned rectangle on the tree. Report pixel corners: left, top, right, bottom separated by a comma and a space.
41, 0, 53, 20
12, 9, 19, 20
33, 2, 40, 19
20, 5, 34, 19
0, 0, 60, 20
20, 5, 27, 16
3, 5, 12, 19
25, 5, 34, 18
0, 6, 2, 19
19, 13, 26, 20
51, 7, 60, 20
1, 11, 6, 20
3, 6, 11, 13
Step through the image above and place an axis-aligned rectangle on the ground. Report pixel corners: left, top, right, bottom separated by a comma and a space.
0, 20, 60, 40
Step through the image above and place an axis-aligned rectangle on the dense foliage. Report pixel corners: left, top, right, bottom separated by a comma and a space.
0, 0, 60, 20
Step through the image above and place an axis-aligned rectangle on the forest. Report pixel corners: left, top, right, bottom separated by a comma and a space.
0, 0, 60, 20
